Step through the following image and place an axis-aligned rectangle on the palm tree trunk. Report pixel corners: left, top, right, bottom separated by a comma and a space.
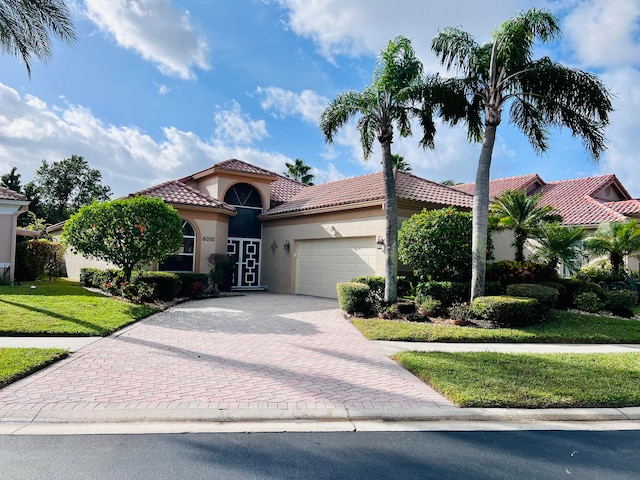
470, 123, 498, 301
382, 141, 398, 303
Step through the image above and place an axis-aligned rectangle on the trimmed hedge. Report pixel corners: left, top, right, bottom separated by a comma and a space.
539, 281, 569, 309
135, 272, 182, 301
471, 295, 540, 327
486, 260, 558, 286
505, 283, 559, 312
337, 282, 370, 315
176, 273, 210, 297
606, 289, 637, 310
351, 276, 385, 307
15, 240, 66, 281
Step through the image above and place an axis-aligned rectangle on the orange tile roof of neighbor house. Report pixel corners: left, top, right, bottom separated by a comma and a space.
454, 173, 639, 227
263, 170, 473, 216
0, 186, 28, 201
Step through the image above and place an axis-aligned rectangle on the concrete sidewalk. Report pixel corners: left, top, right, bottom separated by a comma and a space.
0, 337, 100, 352
1, 294, 639, 433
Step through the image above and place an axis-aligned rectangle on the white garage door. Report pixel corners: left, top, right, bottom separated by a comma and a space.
296, 237, 377, 298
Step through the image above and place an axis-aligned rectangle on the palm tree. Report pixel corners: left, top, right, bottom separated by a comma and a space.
284, 158, 314, 185
432, 8, 613, 300
0, 0, 76, 77
532, 222, 584, 274
390, 154, 411, 172
1, 166, 22, 192
489, 189, 560, 262
583, 220, 640, 275
320, 36, 469, 303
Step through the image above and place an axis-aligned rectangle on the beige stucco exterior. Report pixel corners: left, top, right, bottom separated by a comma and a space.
0, 198, 29, 282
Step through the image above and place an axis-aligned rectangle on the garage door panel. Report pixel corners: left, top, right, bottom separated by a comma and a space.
296, 237, 377, 298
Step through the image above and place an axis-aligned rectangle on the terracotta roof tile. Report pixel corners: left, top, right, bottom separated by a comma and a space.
264, 171, 473, 216
129, 180, 235, 212
454, 174, 544, 199
0, 187, 27, 201
606, 199, 640, 216
270, 176, 306, 206
187, 159, 280, 180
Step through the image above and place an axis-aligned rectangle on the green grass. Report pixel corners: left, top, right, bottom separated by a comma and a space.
0, 279, 159, 336
395, 351, 640, 408
353, 310, 640, 343
0, 348, 68, 388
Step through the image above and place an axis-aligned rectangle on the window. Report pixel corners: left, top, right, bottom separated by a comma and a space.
159, 220, 195, 272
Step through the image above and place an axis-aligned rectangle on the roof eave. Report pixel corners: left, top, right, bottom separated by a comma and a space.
260, 199, 384, 220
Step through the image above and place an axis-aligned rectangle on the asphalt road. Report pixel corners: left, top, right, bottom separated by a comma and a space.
1, 430, 639, 479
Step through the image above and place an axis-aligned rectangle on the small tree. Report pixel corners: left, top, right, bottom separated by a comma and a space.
583, 220, 640, 275
532, 222, 584, 273
399, 208, 489, 282
62, 196, 184, 282
284, 158, 315, 185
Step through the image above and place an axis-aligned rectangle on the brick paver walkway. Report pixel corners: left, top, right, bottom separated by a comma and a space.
0, 294, 452, 419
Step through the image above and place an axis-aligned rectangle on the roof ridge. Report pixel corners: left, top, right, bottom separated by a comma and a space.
582, 194, 627, 221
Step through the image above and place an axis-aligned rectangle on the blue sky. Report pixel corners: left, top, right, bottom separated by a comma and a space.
1, 0, 639, 198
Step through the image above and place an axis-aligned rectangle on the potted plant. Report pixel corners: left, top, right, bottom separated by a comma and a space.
448, 302, 473, 326
378, 303, 400, 319
416, 294, 440, 317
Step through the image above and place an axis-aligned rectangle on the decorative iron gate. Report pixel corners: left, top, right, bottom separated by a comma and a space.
227, 238, 261, 288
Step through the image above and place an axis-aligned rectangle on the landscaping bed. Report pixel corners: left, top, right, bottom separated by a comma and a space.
0, 279, 159, 336
395, 351, 640, 408
0, 348, 68, 388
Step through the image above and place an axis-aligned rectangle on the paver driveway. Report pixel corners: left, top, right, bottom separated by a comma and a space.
0, 294, 452, 421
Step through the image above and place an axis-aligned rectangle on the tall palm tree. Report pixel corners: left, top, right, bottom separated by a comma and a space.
432, 8, 613, 300
0, 0, 76, 77
284, 158, 314, 185
320, 36, 470, 303
584, 220, 640, 275
489, 189, 560, 262
532, 222, 584, 274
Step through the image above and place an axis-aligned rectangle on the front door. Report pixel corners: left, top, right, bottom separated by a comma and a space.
224, 183, 263, 289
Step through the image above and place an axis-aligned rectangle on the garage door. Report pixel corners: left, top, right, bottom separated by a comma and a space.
296, 237, 377, 298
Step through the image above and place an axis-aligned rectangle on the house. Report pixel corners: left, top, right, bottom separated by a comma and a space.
454, 174, 640, 270
0, 187, 30, 283
57, 158, 473, 298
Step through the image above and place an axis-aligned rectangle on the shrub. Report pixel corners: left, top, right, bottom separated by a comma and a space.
415, 294, 441, 315
135, 271, 181, 301
351, 276, 385, 307
448, 302, 473, 321
606, 289, 638, 310
416, 281, 469, 311
15, 240, 66, 281
471, 296, 540, 327
540, 281, 569, 309
399, 207, 493, 282
574, 292, 603, 313
176, 273, 210, 297
575, 281, 606, 299
486, 260, 558, 287
337, 282, 370, 314
505, 284, 559, 312
576, 264, 623, 286
80, 268, 102, 287
208, 254, 237, 292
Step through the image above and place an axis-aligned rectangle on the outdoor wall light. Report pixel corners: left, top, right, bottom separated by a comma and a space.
283, 240, 290, 252
376, 236, 385, 249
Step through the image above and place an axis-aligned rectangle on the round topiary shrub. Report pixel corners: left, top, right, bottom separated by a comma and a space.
574, 291, 603, 313
471, 295, 540, 327
505, 283, 559, 312
336, 282, 370, 315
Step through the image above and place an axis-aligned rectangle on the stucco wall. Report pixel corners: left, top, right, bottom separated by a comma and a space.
0, 215, 14, 267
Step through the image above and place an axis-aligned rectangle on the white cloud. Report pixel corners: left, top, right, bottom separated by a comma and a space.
84, 0, 210, 79
0, 83, 293, 198
156, 83, 171, 95
266, 0, 548, 67
563, 0, 640, 68
213, 101, 269, 145
255, 86, 328, 124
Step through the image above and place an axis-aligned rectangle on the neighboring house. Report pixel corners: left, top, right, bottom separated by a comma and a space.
55, 159, 473, 298
0, 187, 30, 283
454, 174, 640, 270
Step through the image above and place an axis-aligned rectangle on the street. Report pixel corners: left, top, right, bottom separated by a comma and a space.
1, 430, 639, 479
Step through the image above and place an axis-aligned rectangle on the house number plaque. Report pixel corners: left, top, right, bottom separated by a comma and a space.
202, 236, 215, 242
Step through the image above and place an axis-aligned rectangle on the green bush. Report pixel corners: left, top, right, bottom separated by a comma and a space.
574, 291, 603, 313
539, 281, 569, 309
505, 284, 559, 312
576, 264, 623, 285
486, 260, 558, 287
471, 295, 540, 327
80, 268, 102, 287
208, 254, 237, 292
15, 240, 66, 281
606, 289, 638, 309
351, 276, 385, 307
135, 271, 181, 301
337, 282, 370, 315
176, 273, 210, 297
416, 281, 469, 311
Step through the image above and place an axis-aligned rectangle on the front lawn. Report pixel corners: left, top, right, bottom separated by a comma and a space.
353, 310, 640, 343
0, 348, 68, 388
0, 279, 159, 336
395, 351, 640, 408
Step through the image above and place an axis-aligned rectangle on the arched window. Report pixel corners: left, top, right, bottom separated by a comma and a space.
224, 183, 263, 238
159, 220, 195, 272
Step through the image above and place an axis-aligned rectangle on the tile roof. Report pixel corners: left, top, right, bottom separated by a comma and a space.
129, 180, 235, 212
456, 173, 637, 227
269, 176, 306, 206
453, 174, 544, 199
187, 159, 280, 180
264, 171, 473, 216
0, 186, 28, 202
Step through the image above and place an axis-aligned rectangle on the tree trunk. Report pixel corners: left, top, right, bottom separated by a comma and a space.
382, 141, 398, 303
470, 123, 498, 301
